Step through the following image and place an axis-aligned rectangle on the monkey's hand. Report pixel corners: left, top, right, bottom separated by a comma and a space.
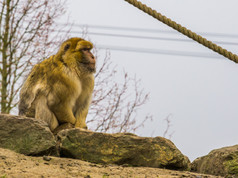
75, 108, 88, 129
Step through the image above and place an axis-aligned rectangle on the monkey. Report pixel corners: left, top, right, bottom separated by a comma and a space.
18, 37, 96, 133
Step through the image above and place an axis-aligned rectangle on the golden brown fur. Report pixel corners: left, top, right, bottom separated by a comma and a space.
19, 37, 95, 132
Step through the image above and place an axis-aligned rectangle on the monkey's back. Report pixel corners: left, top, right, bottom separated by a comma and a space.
19, 55, 68, 116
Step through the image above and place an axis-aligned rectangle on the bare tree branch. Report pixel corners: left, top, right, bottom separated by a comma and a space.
87, 49, 153, 133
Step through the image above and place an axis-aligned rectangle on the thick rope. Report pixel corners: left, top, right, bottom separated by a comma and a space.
124, 0, 238, 63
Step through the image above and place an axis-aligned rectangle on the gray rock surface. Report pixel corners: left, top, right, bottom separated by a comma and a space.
0, 114, 56, 155
58, 128, 190, 170
192, 145, 238, 177
0, 114, 191, 171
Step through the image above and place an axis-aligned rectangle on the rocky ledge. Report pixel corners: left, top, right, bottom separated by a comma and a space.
0, 114, 189, 170
0, 113, 237, 177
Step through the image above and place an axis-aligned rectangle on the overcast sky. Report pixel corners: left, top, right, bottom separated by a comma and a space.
61, 0, 238, 161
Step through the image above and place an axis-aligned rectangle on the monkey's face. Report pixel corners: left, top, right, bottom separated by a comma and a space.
79, 47, 96, 73
61, 38, 96, 73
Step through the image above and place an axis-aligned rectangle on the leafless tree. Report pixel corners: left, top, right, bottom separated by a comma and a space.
0, 0, 68, 113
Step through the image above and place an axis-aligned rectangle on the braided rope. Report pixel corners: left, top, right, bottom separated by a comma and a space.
124, 0, 238, 63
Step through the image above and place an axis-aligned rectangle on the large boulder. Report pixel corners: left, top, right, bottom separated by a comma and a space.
0, 114, 56, 155
0, 114, 191, 171
57, 128, 190, 170
191, 145, 238, 177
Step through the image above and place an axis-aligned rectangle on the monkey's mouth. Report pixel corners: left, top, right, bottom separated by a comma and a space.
81, 62, 96, 69
89, 62, 95, 68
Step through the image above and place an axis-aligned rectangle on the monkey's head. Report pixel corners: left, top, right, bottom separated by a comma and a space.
57, 37, 96, 73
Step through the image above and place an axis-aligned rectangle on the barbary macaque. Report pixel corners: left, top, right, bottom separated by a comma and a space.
19, 37, 95, 132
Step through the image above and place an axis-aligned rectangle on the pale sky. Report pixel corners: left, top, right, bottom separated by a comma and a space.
62, 0, 238, 161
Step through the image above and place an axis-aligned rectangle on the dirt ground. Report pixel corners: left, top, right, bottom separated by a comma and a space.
0, 148, 221, 178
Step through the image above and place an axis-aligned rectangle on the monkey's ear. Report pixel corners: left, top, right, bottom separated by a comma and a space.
56, 41, 72, 57
64, 43, 71, 52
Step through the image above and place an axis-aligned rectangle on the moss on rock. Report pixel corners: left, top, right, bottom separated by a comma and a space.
192, 145, 238, 177
58, 129, 190, 170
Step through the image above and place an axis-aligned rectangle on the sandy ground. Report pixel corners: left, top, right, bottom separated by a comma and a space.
0, 148, 221, 178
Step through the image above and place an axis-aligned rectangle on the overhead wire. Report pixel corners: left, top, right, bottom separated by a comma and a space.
55, 24, 237, 59
74, 31, 238, 46
97, 45, 223, 59
58, 23, 238, 39
55, 29, 238, 46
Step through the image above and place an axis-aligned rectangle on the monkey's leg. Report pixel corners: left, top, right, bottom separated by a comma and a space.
35, 96, 59, 131
19, 82, 43, 116
19, 91, 36, 115
50, 104, 77, 126
47, 92, 77, 126
75, 108, 88, 129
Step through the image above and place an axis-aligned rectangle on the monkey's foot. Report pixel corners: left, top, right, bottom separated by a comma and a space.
53, 123, 74, 135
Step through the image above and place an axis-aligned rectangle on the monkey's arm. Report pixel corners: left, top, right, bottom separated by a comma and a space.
74, 82, 94, 129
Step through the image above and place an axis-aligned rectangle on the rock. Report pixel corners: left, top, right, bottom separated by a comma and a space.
0, 114, 191, 171
191, 145, 238, 177
0, 114, 56, 155
57, 129, 190, 170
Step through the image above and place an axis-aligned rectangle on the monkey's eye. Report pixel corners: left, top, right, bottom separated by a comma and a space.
82, 48, 90, 52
